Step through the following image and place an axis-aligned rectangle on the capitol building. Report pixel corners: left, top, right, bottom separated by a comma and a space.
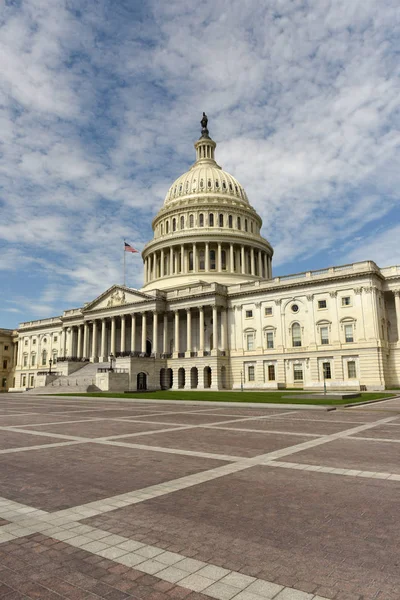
2, 117, 400, 393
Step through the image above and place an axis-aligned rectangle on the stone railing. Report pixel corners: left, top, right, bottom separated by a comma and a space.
57, 356, 90, 363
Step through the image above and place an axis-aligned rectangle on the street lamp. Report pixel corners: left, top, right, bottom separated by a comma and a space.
109, 353, 115, 372
49, 358, 53, 375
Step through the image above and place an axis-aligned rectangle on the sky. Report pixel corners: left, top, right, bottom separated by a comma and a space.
1, 0, 400, 329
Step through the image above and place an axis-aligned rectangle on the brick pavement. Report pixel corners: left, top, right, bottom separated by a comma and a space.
0, 394, 399, 600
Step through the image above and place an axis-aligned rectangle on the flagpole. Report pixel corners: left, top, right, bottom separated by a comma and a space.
123, 239, 126, 286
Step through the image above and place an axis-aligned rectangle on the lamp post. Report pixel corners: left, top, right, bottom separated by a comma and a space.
109, 353, 115, 372
48, 358, 53, 375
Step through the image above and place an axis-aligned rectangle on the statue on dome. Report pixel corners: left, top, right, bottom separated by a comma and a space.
200, 112, 209, 138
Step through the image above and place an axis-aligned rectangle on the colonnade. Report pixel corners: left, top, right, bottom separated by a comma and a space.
144, 242, 272, 284
63, 306, 229, 362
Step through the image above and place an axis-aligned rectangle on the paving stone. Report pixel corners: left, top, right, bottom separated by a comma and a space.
204, 581, 240, 599
273, 590, 314, 599
246, 580, 284, 597
178, 573, 216, 592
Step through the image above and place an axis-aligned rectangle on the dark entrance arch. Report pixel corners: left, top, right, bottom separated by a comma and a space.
137, 372, 147, 391
167, 368, 173, 389
178, 367, 185, 389
190, 367, 198, 389
160, 368, 167, 390
146, 340, 152, 356
204, 366, 212, 389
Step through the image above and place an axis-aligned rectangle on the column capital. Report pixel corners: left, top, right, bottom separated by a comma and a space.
185, 307, 191, 314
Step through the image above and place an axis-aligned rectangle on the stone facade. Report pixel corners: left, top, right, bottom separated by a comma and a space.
0, 329, 15, 392
4, 126, 400, 392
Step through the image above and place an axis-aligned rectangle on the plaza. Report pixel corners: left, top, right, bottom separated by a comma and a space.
0, 393, 399, 599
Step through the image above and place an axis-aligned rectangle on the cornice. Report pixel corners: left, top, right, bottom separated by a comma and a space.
142, 231, 273, 255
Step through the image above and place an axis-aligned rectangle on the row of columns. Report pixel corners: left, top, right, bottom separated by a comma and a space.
144, 243, 272, 283
65, 306, 229, 361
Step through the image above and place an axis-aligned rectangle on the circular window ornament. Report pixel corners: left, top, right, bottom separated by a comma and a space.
291, 304, 299, 313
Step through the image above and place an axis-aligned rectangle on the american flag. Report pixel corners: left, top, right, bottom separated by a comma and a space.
124, 242, 138, 253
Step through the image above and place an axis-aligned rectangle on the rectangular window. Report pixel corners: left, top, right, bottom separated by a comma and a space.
2, 360, 7, 369
266, 332, 274, 349
22, 375, 26, 386
4, 345, 8, 351
322, 362, 332, 379
342, 296, 351, 306
347, 361, 357, 378
209, 213, 214, 227
31, 355, 36, 366
344, 324, 354, 343
1, 378, 6, 388
245, 310, 253, 318
320, 327, 329, 345
248, 365, 255, 381
23, 355, 27, 367
30, 375, 34, 387
33, 339, 36, 345
54, 336, 58, 342
268, 364, 275, 381
293, 364, 303, 381
24, 339, 28, 346
318, 300, 327, 309
265, 307, 273, 316
246, 333, 254, 351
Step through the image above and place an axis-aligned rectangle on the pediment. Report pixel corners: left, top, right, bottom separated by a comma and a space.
83, 285, 153, 312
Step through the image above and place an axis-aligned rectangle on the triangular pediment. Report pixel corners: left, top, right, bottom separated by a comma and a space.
83, 285, 154, 312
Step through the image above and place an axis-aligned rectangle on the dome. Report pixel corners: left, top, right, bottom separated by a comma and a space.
164, 133, 249, 205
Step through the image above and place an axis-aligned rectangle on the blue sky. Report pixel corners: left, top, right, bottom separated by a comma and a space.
1, 0, 400, 329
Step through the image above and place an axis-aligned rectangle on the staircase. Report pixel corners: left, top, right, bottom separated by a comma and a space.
26, 362, 111, 394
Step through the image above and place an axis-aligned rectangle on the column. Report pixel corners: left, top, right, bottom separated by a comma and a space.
250, 247, 255, 275
131, 314, 136, 352
395, 291, 400, 341
120, 315, 126, 353
152, 312, 158, 355
70, 327, 75, 357
221, 308, 228, 351
186, 308, 192, 355
152, 253, 157, 280
174, 310, 180, 356
263, 253, 268, 279
193, 243, 197, 272
230, 244, 234, 273
199, 306, 204, 353
163, 314, 168, 354
217, 242, 222, 272
258, 251, 263, 278
241, 246, 245, 274
83, 322, 89, 358
170, 247, 173, 275
212, 305, 218, 354
205, 242, 210, 271
77, 325, 82, 359
160, 249, 164, 277
91, 321, 98, 360
141, 313, 147, 353
180, 244, 184, 274
110, 317, 116, 355
100, 320, 106, 360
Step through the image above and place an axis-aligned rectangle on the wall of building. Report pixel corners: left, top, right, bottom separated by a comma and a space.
0, 329, 14, 392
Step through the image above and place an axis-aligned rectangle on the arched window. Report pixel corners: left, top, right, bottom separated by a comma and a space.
237, 217, 241, 230
31, 353, 36, 366
199, 213, 204, 227
244, 219, 248, 232
172, 218, 176, 232
199, 250, 205, 270
189, 251, 194, 271
52, 351, 58, 364
210, 250, 216, 270
250, 221, 253, 233
160, 223, 163, 235
228, 215, 233, 228
166, 221, 169, 234
209, 213, 214, 227
180, 215, 185, 229
42, 350, 47, 366
189, 214, 194, 228
292, 323, 302, 347
219, 213, 224, 227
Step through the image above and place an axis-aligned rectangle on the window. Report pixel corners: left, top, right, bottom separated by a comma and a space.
320, 327, 329, 345
244, 219, 248, 232
210, 250, 216, 270
199, 213, 204, 227
292, 323, 302, 347
221, 250, 226, 270
248, 365, 255, 381
246, 333, 255, 351
209, 213, 214, 227
219, 213, 224, 227
22, 375, 26, 387
23, 355, 28, 367
245, 310, 253, 318
237, 217, 241, 230
268, 364, 275, 381
4, 345, 8, 351
266, 332, 274, 349
52, 352, 58, 364
347, 361, 357, 378
199, 250, 205, 270
293, 364, 303, 381
160, 223, 163, 235
2, 360, 7, 369
265, 307, 272, 316
342, 296, 351, 306
189, 251, 193, 271
250, 222, 253, 233
228, 215, 233, 228
318, 300, 327, 309
31, 354, 36, 366
24, 339, 28, 346
30, 375, 34, 387
344, 324, 354, 343
166, 221, 169, 234
322, 362, 331, 379
33, 339, 36, 345
291, 304, 299, 313
189, 214, 194, 228
1, 378, 6, 388
172, 218, 176, 231
180, 216, 185, 229
42, 350, 47, 366
53, 336, 58, 343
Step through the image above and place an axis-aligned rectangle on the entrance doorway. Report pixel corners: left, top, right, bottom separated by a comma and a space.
137, 372, 147, 391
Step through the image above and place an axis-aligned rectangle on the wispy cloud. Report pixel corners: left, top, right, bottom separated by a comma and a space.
1, 0, 399, 327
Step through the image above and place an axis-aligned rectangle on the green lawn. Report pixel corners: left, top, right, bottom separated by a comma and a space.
50, 390, 396, 406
